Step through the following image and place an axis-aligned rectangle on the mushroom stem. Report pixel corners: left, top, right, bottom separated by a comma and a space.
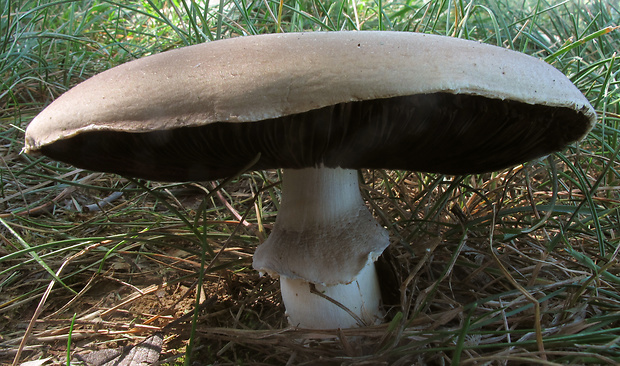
279, 256, 381, 329
253, 167, 390, 329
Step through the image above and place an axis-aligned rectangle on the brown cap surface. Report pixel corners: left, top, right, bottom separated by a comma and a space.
24, 31, 596, 181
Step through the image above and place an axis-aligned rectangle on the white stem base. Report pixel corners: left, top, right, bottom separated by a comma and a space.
280, 257, 382, 329
253, 167, 390, 329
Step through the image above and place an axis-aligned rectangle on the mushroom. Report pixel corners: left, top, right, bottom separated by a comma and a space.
24, 31, 596, 329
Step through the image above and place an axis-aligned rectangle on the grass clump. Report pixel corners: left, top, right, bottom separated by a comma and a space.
1, 0, 619, 365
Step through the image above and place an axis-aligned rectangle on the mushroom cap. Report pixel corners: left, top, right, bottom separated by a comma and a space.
24, 31, 596, 181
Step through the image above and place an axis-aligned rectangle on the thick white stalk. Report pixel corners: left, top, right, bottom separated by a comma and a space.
280, 257, 381, 329
253, 166, 390, 329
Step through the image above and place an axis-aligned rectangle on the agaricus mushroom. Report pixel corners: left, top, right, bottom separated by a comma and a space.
24, 32, 596, 329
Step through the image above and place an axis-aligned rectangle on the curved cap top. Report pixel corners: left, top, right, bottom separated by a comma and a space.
24, 31, 596, 181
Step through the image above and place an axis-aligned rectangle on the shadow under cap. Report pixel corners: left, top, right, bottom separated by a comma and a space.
37, 93, 593, 182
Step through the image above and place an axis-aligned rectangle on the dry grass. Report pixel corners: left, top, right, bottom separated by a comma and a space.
2, 159, 618, 365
